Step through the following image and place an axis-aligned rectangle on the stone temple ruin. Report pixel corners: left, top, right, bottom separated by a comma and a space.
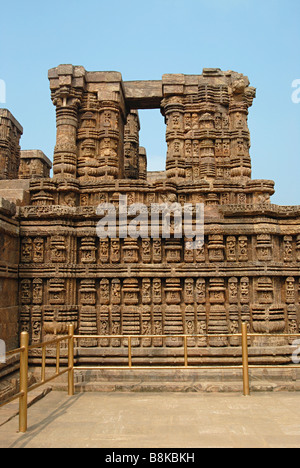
0, 65, 299, 366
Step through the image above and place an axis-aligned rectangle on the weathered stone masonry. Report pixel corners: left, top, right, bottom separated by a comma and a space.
0, 67, 299, 365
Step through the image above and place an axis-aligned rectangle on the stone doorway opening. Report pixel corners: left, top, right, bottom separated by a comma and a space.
138, 108, 167, 174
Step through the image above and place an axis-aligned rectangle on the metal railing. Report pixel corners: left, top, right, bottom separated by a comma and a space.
1, 323, 300, 433
0, 325, 74, 433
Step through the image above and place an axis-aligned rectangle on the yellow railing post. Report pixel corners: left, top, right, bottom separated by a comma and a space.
242, 322, 250, 396
128, 336, 132, 368
68, 324, 74, 396
41, 345, 46, 383
19, 331, 29, 433
184, 336, 188, 368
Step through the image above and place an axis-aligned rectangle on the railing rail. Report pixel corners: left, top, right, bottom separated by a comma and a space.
0, 325, 75, 433
1, 323, 300, 433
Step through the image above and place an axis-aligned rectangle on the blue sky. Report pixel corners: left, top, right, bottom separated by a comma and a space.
0, 0, 299, 205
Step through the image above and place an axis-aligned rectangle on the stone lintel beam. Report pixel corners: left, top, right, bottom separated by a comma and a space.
123, 81, 163, 109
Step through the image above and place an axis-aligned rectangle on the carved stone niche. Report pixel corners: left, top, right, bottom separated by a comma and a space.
111, 238, 121, 263
141, 305, 152, 347
296, 235, 300, 262
123, 238, 139, 263
229, 305, 240, 346
238, 236, 248, 262
80, 279, 96, 305
21, 238, 33, 263
142, 278, 151, 305
164, 278, 183, 347
80, 237, 96, 264
99, 238, 109, 264
184, 278, 194, 304
50, 235, 67, 263
226, 236, 237, 262
287, 305, 299, 344
256, 234, 273, 262
122, 278, 140, 347
195, 278, 206, 304
33, 237, 44, 263
141, 238, 151, 263
153, 239, 162, 263
111, 305, 121, 347
31, 306, 42, 344
111, 279, 121, 305
228, 277, 238, 304
123, 278, 139, 305
165, 239, 182, 263
79, 306, 98, 347
285, 277, 295, 304
99, 279, 110, 305
252, 277, 286, 341
240, 277, 250, 304
32, 278, 43, 305
80, 279, 98, 347
152, 278, 162, 305
20, 279, 31, 305
196, 305, 207, 347
283, 235, 293, 262
184, 238, 195, 263
185, 304, 196, 347
208, 235, 225, 262
207, 278, 228, 347
256, 277, 273, 304
48, 278, 66, 305
20, 305, 30, 334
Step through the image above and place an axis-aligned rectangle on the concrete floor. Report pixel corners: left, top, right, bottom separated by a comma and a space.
0, 391, 300, 448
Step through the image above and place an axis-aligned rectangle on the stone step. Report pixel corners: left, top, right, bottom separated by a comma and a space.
42, 367, 300, 393
51, 379, 300, 394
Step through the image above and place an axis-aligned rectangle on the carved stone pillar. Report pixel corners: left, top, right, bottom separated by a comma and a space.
207, 278, 228, 347
124, 110, 140, 179
138, 147, 147, 180
164, 278, 183, 347
53, 98, 81, 179
79, 279, 97, 347
49, 65, 85, 179
122, 278, 140, 347
98, 101, 125, 179
199, 112, 216, 179
252, 277, 286, 345
161, 79, 185, 179
229, 77, 255, 179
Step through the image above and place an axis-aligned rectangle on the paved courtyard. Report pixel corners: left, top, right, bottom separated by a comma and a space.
0, 391, 300, 448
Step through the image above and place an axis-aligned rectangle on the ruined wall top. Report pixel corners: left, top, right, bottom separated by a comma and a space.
0, 109, 23, 180
48, 66, 256, 108
47, 65, 271, 199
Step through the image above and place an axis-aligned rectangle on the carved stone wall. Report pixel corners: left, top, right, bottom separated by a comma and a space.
19, 150, 52, 180
0, 198, 19, 350
0, 109, 23, 180
0, 66, 299, 363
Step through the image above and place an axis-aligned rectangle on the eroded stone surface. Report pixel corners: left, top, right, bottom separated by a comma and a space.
0, 66, 299, 364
